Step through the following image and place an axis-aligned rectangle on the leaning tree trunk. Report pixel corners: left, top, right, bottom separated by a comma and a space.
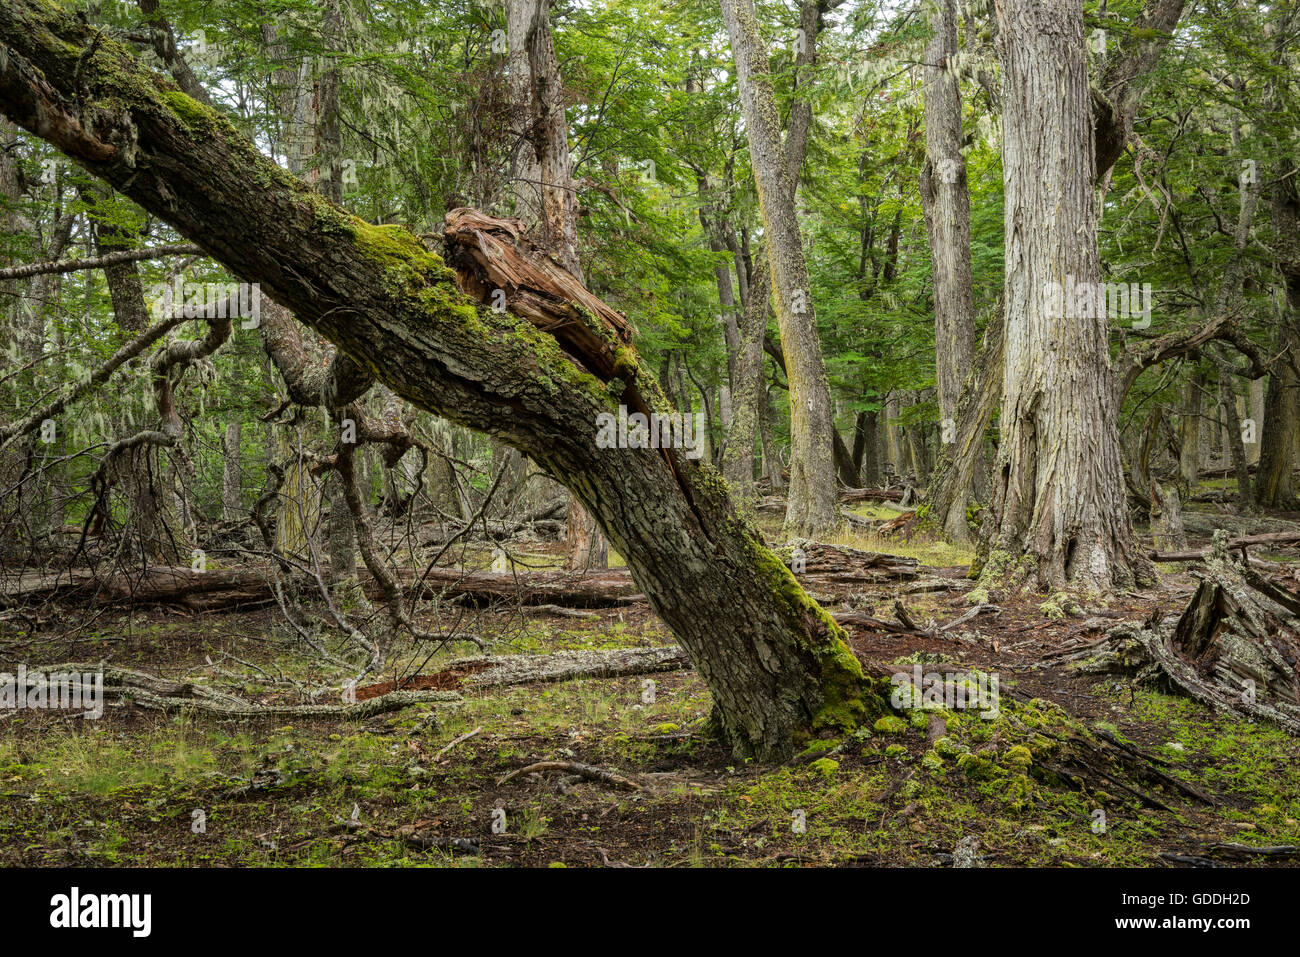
0, 1, 880, 760
719, 0, 838, 535
985, 0, 1149, 591
919, 0, 979, 541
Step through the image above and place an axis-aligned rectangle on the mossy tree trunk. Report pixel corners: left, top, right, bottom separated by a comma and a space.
0, 0, 879, 760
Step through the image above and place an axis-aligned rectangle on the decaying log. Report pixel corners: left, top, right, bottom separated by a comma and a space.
840, 488, 904, 503
1087, 555, 1300, 733
449, 645, 691, 688
1, 541, 922, 612
1151, 530, 1300, 563
497, 760, 641, 790
12, 662, 460, 721
0, 564, 646, 611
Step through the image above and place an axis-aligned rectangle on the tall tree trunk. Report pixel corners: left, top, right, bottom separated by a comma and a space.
760, 383, 783, 492
719, 0, 838, 535
722, 254, 769, 495
919, 0, 979, 540
507, 0, 607, 570
1179, 370, 1203, 487
930, 300, 1005, 543
0, 0, 883, 759
223, 421, 242, 520
1256, 69, 1300, 509
854, 409, 881, 487
986, 0, 1148, 591
1246, 377, 1265, 466
1216, 364, 1254, 511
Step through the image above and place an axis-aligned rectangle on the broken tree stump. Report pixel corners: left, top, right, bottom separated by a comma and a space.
1090, 552, 1300, 734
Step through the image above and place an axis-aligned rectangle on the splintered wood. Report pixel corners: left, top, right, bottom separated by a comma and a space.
442, 208, 635, 382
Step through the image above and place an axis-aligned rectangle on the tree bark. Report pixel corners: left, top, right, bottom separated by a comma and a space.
1256, 82, 1300, 509
1179, 370, 1203, 487
506, 0, 607, 570
930, 300, 1004, 543
222, 421, 242, 520
919, 0, 978, 538
721, 255, 769, 494
718, 0, 838, 535
986, 0, 1149, 591
0, 1, 878, 760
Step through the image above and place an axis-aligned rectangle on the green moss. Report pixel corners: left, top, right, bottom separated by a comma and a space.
884, 744, 907, 758
798, 738, 841, 757
921, 750, 945, 773
162, 91, 230, 137
612, 346, 639, 379
808, 758, 840, 778
933, 735, 967, 759
957, 752, 1003, 781
874, 715, 908, 734
1004, 745, 1033, 771
747, 544, 881, 737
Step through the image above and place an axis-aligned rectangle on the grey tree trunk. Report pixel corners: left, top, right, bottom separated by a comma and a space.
222, 421, 242, 521
722, 250, 770, 495
719, 0, 837, 535
508, 0, 607, 570
1218, 370, 1253, 511
1256, 74, 1300, 509
986, 0, 1148, 591
1179, 371, 1203, 487
919, 0, 979, 541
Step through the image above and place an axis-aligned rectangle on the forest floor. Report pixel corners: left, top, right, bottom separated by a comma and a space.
2, 503, 1300, 868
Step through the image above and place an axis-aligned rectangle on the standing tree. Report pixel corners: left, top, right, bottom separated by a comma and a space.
919, 0, 978, 542
984, 0, 1150, 591
506, 0, 607, 569
718, 0, 838, 534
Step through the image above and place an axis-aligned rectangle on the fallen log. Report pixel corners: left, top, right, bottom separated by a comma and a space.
784, 541, 920, 584
450, 645, 691, 688
1085, 554, 1300, 734
1150, 530, 1300, 563
1, 541, 922, 611
9, 661, 460, 720
840, 487, 904, 503
497, 760, 641, 790
0, 564, 645, 611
